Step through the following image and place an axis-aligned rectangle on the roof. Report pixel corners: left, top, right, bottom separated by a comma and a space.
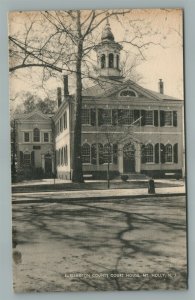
82, 78, 182, 101
145, 88, 181, 101
15, 110, 54, 120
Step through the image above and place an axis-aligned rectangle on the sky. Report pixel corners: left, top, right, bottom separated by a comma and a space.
9, 8, 184, 109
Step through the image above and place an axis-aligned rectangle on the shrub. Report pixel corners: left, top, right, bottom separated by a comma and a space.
121, 174, 129, 182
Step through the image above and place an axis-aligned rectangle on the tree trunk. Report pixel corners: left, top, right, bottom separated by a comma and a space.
72, 11, 84, 183
107, 162, 110, 189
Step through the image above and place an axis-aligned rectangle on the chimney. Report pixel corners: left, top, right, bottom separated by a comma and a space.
57, 87, 62, 108
64, 75, 69, 96
159, 79, 164, 94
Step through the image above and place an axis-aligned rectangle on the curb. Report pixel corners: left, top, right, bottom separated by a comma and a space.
12, 193, 186, 204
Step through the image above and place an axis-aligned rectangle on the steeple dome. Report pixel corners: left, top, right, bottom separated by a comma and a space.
101, 19, 115, 42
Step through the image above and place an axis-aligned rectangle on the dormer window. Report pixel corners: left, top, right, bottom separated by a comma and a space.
120, 89, 137, 97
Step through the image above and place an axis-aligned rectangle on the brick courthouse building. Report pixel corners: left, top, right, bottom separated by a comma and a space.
15, 21, 184, 180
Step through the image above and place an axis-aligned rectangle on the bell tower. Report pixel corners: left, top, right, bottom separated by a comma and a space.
94, 18, 123, 78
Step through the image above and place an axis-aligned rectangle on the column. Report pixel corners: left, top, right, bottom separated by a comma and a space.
41, 154, 45, 172
52, 155, 54, 173
118, 144, 123, 173
135, 143, 141, 173
105, 53, 109, 68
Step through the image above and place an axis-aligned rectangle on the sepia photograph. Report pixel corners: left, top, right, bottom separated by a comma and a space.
9, 8, 187, 292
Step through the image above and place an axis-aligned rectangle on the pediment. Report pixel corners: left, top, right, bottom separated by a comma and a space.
23, 111, 51, 121
104, 80, 160, 101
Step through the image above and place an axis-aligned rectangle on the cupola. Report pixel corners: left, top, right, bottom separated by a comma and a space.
94, 18, 123, 79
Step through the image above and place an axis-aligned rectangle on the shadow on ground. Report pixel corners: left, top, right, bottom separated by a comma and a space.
12, 196, 187, 292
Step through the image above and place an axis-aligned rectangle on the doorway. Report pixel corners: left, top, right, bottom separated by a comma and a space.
123, 143, 135, 173
45, 154, 52, 177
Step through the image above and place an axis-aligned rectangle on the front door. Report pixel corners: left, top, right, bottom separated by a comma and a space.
45, 154, 52, 177
123, 143, 135, 173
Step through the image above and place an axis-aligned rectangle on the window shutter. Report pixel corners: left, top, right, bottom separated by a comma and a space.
112, 109, 118, 125
160, 143, 165, 163
91, 144, 97, 165
141, 110, 145, 126
113, 144, 118, 164
31, 151, 35, 166
155, 143, 160, 163
160, 110, 165, 127
134, 110, 140, 125
20, 151, 24, 165
173, 143, 178, 163
118, 109, 123, 125
173, 111, 177, 127
98, 109, 103, 126
90, 108, 96, 126
141, 145, 146, 163
98, 143, 104, 165
154, 110, 159, 127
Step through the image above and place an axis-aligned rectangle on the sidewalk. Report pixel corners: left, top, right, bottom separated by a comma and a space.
12, 185, 186, 204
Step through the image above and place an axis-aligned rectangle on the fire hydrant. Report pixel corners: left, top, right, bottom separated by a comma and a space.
148, 178, 155, 194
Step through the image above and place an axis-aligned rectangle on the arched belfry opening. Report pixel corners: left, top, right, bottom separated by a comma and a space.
94, 17, 123, 78
101, 54, 106, 69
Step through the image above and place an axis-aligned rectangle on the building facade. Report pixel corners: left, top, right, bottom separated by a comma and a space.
14, 20, 184, 180
14, 111, 54, 179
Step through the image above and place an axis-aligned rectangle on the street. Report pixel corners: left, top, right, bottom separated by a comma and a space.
12, 195, 187, 292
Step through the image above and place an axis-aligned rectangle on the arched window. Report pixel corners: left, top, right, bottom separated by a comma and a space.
109, 53, 114, 68
82, 144, 91, 164
33, 128, 40, 142
116, 54, 119, 69
101, 54, 106, 69
104, 143, 112, 163
165, 144, 173, 162
120, 90, 137, 97
145, 144, 154, 163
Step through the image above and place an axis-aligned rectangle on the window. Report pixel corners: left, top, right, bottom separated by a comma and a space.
65, 145, 68, 165
102, 109, 112, 125
104, 143, 112, 163
120, 90, 137, 97
64, 111, 67, 129
24, 132, 30, 142
145, 111, 154, 126
61, 148, 63, 165
62, 147, 67, 165
109, 53, 114, 68
101, 54, 106, 68
145, 144, 154, 163
165, 144, 173, 162
122, 110, 134, 125
60, 117, 63, 132
116, 54, 119, 69
164, 111, 173, 126
33, 128, 40, 142
58, 120, 60, 134
81, 109, 90, 125
23, 153, 31, 166
44, 132, 49, 142
82, 144, 91, 163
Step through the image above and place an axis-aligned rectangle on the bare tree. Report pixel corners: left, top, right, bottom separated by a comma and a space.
9, 9, 170, 182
